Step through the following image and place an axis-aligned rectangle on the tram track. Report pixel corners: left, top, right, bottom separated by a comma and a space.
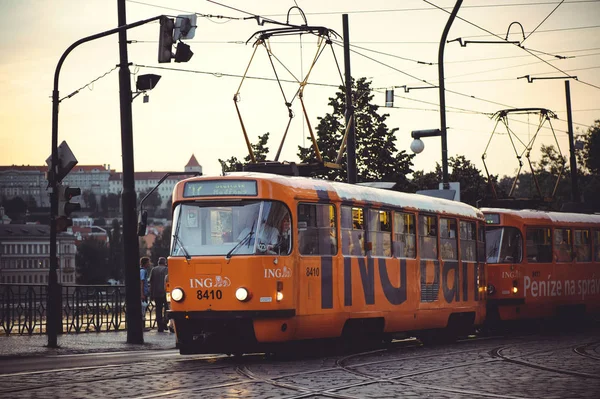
2, 333, 597, 398
491, 344, 600, 380
573, 341, 600, 361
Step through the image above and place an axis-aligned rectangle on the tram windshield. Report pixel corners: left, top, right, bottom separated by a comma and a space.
486, 226, 523, 264
171, 200, 291, 257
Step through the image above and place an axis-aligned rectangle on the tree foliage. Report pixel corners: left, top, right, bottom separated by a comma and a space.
579, 119, 600, 174
76, 238, 111, 284
108, 219, 124, 281
411, 156, 492, 206
219, 132, 271, 173
150, 225, 172, 263
297, 78, 414, 186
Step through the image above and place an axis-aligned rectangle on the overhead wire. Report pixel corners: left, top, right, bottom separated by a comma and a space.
422, 0, 600, 90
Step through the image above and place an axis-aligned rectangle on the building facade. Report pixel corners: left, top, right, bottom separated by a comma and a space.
0, 155, 202, 209
0, 224, 77, 284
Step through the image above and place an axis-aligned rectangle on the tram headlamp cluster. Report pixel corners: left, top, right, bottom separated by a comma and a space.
171, 287, 185, 302
512, 280, 518, 294
235, 287, 251, 302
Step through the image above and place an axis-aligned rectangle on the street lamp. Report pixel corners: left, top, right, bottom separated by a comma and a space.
410, 129, 449, 188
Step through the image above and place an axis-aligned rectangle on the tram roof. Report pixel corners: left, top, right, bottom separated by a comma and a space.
214, 172, 483, 219
481, 207, 600, 225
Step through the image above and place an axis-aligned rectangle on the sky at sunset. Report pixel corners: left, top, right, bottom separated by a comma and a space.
1, 0, 599, 179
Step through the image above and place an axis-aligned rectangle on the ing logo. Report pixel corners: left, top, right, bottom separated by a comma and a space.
264, 266, 292, 279
189, 276, 231, 288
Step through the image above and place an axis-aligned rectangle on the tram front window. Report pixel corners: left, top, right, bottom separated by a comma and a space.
486, 227, 523, 264
171, 200, 291, 256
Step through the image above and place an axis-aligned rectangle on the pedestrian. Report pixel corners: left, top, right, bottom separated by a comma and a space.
140, 256, 151, 330
149, 257, 169, 332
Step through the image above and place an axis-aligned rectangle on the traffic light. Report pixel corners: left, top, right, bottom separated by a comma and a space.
158, 16, 175, 63
158, 15, 194, 63
56, 184, 81, 232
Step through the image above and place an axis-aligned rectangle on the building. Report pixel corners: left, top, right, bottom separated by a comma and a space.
0, 165, 49, 207
0, 155, 202, 209
0, 224, 77, 284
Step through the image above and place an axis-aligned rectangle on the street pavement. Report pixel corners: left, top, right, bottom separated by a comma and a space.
0, 329, 176, 359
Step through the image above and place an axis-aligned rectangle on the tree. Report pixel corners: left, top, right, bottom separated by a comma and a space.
138, 188, 162, 216
108, 219, 124, 281
219, 132, 271, 173
411, 156, 493, 206
578, 120, 600, 174
2, 196, 27, 221
76, 238, 111, 284
297, 78, 414, 185
87, 191, 98, 213
151, 225, 172, 263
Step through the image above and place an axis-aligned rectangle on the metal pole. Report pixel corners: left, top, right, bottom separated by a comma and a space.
117, 0, 143, 344
565, 80, 579, 202
48, 88, 60, 347
438, 0, 462, 190
342, 14, 356, 184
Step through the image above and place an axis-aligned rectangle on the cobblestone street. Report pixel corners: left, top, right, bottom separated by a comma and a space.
1, 328, 598, 398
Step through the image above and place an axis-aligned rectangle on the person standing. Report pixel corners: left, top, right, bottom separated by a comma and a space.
140, 257, 151, 330
149, 257, 169, 332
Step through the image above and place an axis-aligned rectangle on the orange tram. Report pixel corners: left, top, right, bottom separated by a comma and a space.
482, 208, 600, 324
165, 172, 487, 354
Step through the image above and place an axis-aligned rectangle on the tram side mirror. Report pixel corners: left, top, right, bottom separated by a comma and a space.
137, 210, 148, 236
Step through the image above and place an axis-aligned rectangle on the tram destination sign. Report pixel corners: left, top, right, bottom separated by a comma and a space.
485, 213, 500, 224
183, 180, 258, 197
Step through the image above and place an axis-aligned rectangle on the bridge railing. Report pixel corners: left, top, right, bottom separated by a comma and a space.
0, 284, 158, 335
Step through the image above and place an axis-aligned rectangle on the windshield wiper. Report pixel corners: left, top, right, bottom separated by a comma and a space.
226, 221, 255, 260
173, 233, 191, 261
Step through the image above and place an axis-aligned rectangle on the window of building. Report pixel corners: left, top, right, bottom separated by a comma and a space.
367, 209, 392, 257
298, 203, 336, 255
440, 218, 458, 260
419, 215, 438, 260
460, 221, 477, 262
553, 228, 572, 263
341, 206, 365, 256
393, 212, 416, 258
574, 229, 591, 262
526, 228, 552, 263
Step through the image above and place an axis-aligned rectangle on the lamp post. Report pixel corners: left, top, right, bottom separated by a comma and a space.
410, 129, 449, 186
409, 0, 462, 190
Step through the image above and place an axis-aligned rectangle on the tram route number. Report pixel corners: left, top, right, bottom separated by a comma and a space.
197, 289, 223, 300
306, 267, 320, 277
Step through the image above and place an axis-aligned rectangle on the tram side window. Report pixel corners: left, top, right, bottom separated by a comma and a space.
573, 229, 591, 262
553, 228, 572, 263
341, 206, 365, 256
419, 215, 438, 260
368, 210, 392, 257
440, 218, 457, 260
526, 228, 552, 263
460, 221, 476, 262
393, 212, 416, 258
594, 230, 600, 262
477, 223, 486, 262
298, 203, 337, 256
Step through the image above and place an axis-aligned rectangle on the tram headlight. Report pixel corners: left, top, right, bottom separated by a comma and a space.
235, 287, 251, 302
487, 284, 496, 295
171, 287, 185, 302
276, 291, 284, 302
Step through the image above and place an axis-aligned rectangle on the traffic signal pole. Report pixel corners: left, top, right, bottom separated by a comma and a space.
117, 0, 143, 344
48, 13, 162, 348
